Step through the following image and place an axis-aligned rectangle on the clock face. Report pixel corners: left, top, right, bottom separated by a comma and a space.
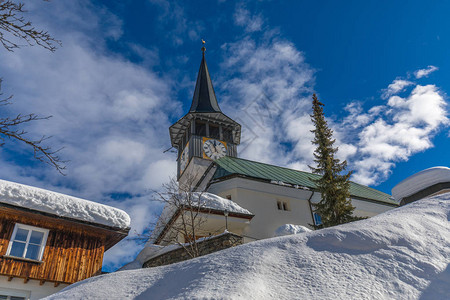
179, 143, 189, 173
203, 139, 227, 160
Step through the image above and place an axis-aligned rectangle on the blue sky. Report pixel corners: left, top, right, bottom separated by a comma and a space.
0, 1, 448, 271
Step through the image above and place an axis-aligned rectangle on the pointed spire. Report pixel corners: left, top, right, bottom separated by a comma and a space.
189, 41, 221, 113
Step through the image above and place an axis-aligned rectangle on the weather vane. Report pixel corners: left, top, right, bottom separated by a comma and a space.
201, 39, 206, 54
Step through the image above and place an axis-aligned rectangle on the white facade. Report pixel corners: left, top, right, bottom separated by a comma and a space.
208, 177, 396, 242
0, 276, 68, 300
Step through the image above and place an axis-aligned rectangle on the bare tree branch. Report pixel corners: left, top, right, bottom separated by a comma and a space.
0, 1, 65, 173
0, 79, 67, 174
148, 175, 222, 258
0, 0, 61, 52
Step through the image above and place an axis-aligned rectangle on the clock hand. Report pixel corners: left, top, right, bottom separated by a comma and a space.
208, 143, 215, 153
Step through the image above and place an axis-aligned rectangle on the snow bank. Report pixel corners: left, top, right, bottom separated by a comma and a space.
147, 192, 252, 243
392, 166, 450, 201
45, 192, 450, 300
274, 224, 311, 237
0, 179, 130, 229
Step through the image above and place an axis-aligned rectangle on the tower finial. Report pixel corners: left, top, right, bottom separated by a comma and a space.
201, 39, 206, 55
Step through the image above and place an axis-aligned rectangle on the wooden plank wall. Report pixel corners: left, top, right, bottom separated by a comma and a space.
0, 208, 107, 284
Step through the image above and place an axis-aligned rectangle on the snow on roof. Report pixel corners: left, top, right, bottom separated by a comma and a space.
392, 166, 450, 201
147, 192, 252, 244
274, 224, 311, 237
45, 192, 450, 300
190, 192, 252, 215
0, 179, 131, 229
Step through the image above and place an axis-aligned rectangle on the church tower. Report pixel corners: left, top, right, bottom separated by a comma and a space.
169, 45, 241, 188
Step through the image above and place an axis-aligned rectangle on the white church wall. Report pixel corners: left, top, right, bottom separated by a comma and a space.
0, 275, 69, 300
209, 178, 397, 240
208, 178, 314, 241
351, 198, 395, 217
308, 189, 395, 218
179, 157, 214, 189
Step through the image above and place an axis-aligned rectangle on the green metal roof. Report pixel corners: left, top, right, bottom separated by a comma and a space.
212, 156, 398, 206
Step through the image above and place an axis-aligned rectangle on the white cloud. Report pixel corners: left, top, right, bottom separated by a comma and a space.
382, 79, 414, 99
0, 0, 178, 270
148, 0, 204, 46
234, 5, 263, 33
343, 102, 376, 129
414, 65, 439, 79
351, 84, 448, 185
219, 32, 316, 169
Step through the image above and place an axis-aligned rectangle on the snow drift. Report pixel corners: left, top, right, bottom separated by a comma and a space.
45, 193, 450, 299
274, 224, 311, 237
0, 179, 130, 229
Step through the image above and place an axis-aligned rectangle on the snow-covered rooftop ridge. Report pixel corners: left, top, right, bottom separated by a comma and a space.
46, 192, 450, 299
392, 166, 450, 201
0, 179, 131, 229
146, 192, 252, 244
188, 192, 253, 215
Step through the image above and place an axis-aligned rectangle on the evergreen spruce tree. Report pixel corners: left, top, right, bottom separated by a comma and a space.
309, 94, 358, 228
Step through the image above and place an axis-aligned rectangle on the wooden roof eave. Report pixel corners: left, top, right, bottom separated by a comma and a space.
0, 202, 130, 250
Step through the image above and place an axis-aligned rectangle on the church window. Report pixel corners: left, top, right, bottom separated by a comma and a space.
277, 200, 290, 211
181, 132, 187, 149
186, 128, 191, 143
7, 223, 49, 261
209, 124, 220, 139
313, 213, 322, 226
195, 121, 207, 136
222, 128, 233, 143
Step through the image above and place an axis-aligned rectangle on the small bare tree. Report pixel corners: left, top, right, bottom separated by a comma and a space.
0, 1, 65, 173
152, 175, 221, 258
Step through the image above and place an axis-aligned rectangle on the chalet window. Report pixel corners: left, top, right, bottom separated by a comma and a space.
0, 287, 29, 300
226, 195, 232, 200
0, 294, 27, 300
7, 223, 49, 261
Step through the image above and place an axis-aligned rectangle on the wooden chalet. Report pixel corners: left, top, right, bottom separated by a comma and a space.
0, 179, 130, 300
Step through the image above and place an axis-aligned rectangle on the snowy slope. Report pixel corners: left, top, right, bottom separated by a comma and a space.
274, 224, 311, 237
45, 192, 450, 300
0, 179, 130, 229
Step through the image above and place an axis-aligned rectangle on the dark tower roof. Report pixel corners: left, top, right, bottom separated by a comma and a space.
189, 49, 221, 113
169, 46, 241, 148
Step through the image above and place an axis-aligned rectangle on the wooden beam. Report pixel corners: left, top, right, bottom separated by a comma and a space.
40, 280, 46, 286
24, 278, 29, 284
54, 282, 60, 287
7, 276, 13, 281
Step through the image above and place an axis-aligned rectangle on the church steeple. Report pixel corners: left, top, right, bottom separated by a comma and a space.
189, 46, 221, 113
169, 43, 241, 180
